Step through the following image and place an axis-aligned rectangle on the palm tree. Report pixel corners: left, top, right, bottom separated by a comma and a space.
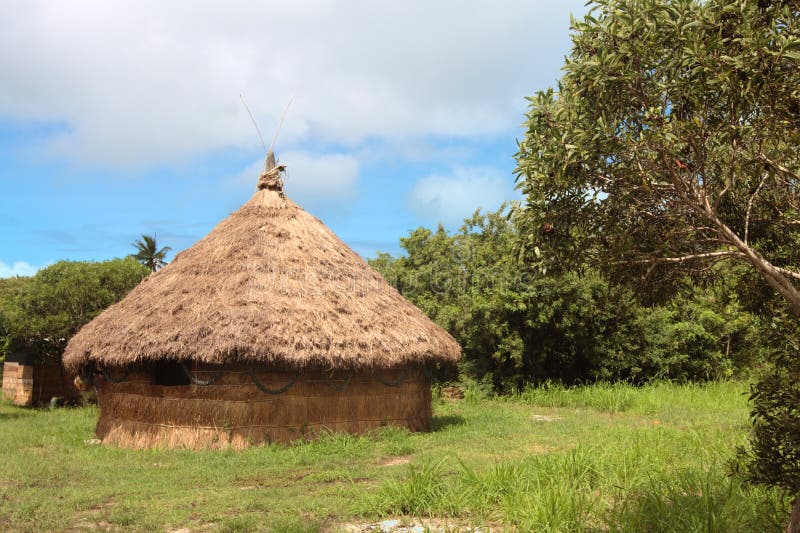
132, 234, 171, 272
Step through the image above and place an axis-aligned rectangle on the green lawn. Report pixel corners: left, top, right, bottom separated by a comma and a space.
0, 381, 789, 532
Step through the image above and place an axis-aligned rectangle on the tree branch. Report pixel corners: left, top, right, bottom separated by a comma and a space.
619, 250, 745, 265
759, 154, 800, 181
772, 265, 800, 282
745, 171, 770, 245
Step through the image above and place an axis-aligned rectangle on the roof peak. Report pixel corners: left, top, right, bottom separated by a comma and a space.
257, 150, 286, 192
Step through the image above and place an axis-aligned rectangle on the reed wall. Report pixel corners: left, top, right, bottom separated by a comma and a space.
94, 364, 431, 449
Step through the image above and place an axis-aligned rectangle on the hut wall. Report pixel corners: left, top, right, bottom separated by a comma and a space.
93, 364, 432, 449
2, 362, 31, 405
2, 360, 79, 406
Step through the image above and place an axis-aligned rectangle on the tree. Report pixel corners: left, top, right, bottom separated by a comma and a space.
515, 0, 800, 307
131, 234, 171, 272
0, 258, 149, 362
740, 327, 800, 496
514, 0, 800, 525
370, 206, 760, 389
0, 276, 31, 363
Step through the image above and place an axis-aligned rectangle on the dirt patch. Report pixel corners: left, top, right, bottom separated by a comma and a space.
234, 470, 309, 489
530, 414, 561, 422
337, 518, 497, 532
378, 455, 412, 467
88, 500, 115, 511
527, 443, 556, 454
440, 386, 464, 400
69, 519, 115, 531
68, 500, 118, 531
166, 523, 216, 533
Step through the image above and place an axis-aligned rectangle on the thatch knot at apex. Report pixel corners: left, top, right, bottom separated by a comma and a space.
257, 166, 286, 192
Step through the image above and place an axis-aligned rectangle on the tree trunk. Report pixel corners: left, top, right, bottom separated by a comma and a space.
709, 214, 800, 316
789, 497, 800, 533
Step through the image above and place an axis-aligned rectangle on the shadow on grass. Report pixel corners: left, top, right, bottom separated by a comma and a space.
0, 408, 37, 420
431, 414, 466, 432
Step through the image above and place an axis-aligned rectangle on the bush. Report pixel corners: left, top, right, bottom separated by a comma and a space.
0, 258, 149, 362
371, 207, 763, 391
636, 289, 763, 382
737, 318, 800, 495
496, 270, 645, 387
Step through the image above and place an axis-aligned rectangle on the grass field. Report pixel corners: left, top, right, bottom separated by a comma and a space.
0, 380, 790, 532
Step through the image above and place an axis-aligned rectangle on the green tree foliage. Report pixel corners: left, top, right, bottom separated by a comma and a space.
0, 276, 32, 363
514, 0, 800, 309
370, 207, 761, 390
639, 285, 765, 381
0, 276, 31, 300
131, 234, 171, 272
742, 344, 800, 495
732, 313, 800, 504
0, 258, 149, 362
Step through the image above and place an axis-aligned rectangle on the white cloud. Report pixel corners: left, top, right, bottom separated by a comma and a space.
0, 0, 586, 168
282, 151, 359, 202
232, 151, 359, 208
408, 166, 519, 226
0, 260, 48, 278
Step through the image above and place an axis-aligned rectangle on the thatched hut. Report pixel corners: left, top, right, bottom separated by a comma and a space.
63, 153, 461, 449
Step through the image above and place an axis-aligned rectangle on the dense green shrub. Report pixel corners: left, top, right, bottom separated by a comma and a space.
745, 358, 800, 494
637, 287, 767, 382
736, 317, 800, 495
0, 276, 32, 364
370, 207, 762, 390
495, 270, 644, 387
0, 258, 149, 362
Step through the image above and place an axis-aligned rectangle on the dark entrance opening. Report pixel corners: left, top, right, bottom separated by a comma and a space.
153, 361, 190, 386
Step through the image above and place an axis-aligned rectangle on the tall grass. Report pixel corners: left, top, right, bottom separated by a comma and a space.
508, 379, 748, 416
358, 451, 784, 531
608, 469, 787, 532
0, 381, 789, 531
356, 380, 787, 531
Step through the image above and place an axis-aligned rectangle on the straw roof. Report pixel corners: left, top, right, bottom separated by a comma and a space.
63, 157, 461, 372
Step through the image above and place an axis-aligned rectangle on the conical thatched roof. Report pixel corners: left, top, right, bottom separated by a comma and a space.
63, 157, 461, 372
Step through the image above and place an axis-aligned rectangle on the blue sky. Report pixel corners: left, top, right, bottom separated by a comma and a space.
0, 1, 588, 277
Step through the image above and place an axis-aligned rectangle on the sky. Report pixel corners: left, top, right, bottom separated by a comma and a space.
0, 0, 588, 277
